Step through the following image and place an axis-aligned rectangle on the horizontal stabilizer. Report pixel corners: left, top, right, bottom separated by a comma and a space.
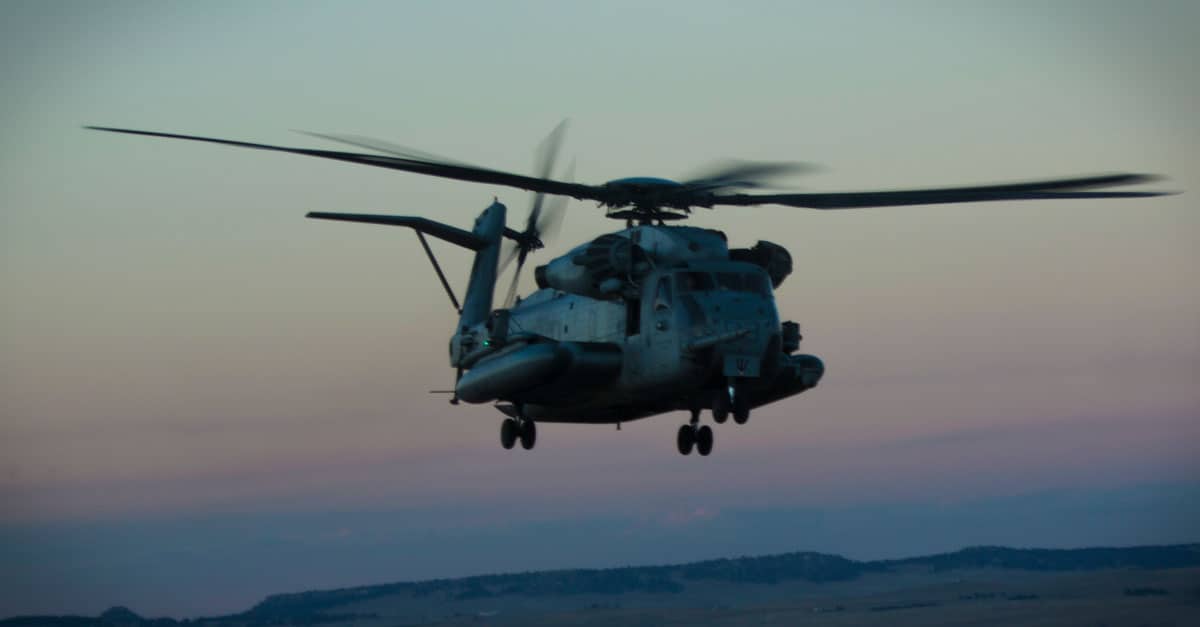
306, 212, 488, 250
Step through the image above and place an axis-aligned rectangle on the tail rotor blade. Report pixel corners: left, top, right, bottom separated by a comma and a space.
535, 120, 568, 180
537, 158, 574, 243
498, 239, 520, 275
503, 249, 528, 308
524, 120, 569, 235
504, 121, 570, 307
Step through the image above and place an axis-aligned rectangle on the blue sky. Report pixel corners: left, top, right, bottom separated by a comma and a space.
1, 0, 1197, 617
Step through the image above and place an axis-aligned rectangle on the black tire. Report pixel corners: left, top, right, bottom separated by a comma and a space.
732, 389, 750, 425
519, 420, 537, 450
500, 419, 518, 449
696, 425, 714, 456
712, 389, 730, 424
676, 424, 695, 455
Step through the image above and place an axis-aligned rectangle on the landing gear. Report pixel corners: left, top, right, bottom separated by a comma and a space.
501, 406, 536, 451
519, 419, 537, 450
732, 389, 750, 425
677, 412, 714, 457
720, 382, 751, 425
500, 418, 518, 449
714, 384, 751, 425
676, 424, 695, 455
695, 425, 713, 456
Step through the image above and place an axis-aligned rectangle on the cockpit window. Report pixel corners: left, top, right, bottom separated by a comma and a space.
677, 271, 714, 292
743, 272, 769, 295
716, 272, 770, 295
716, 272, 742, 292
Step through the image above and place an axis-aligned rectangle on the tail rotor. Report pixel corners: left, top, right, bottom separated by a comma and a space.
499, 121, 572, 307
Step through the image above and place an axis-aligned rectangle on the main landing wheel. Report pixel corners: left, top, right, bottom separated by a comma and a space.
695, 425, 713, 456
500, 419, 518, 449
519, 419, 537, 450
676, 424, 695, 455
677, 424, 714, 456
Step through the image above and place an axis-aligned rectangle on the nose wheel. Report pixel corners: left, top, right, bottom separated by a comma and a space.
714, 383, 751, 425
733, 391, 750, 425
712, 389, 730, 424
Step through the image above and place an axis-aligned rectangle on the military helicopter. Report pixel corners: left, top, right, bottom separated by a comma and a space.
87, 123, 1168, 456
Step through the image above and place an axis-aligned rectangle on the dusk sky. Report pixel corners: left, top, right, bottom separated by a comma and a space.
2, 0, 1198, 618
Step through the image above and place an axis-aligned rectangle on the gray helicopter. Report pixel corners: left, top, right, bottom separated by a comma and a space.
87, 123, 1169, 456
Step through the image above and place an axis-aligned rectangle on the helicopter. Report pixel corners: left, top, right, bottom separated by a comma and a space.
86, 123, 1169, 456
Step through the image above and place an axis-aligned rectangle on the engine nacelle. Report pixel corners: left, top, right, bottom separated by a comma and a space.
730, 240, 792, 287
535, 233, 648, 299
534, 226, 730, 299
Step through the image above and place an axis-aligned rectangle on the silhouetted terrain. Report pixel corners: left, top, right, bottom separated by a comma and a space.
5, 544, 1198, 626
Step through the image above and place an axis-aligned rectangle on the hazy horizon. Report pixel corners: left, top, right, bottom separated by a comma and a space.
2, 0, 1197, 618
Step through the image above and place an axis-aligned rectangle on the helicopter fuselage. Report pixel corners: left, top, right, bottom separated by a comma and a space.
452, 224, 824, 424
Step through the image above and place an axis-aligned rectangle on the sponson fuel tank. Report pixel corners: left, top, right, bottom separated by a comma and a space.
456, 341, 622, 404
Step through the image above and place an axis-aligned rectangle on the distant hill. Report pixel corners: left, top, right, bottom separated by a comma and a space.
4, 543, 1197, 626
883, 544, 1200, 572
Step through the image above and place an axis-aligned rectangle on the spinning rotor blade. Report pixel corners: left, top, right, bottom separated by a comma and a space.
502, 246, 529, 309
524, 120, 568, 243
502, 122, 571, 308
537, 160, 573, 243
297, 131, 483, 168
88, 126, 1168, 221
498, 160, 572, 277
85, 126, 599, 201
682, 159, 817, 192
498, 239, 521, 275
711, 173, 1169, 209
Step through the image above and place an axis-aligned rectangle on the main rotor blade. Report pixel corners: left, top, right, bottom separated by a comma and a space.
296, 131, 483, 168
85, 126, 602, 201
682, 159, 817, 192
710, 173, 1170, 209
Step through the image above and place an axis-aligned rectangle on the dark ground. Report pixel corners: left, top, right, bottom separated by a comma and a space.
5, 544, 1198, 626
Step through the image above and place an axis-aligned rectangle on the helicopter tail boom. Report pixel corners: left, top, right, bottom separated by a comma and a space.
457, 201, 507, 330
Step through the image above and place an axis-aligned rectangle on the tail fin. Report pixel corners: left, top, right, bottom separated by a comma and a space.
457, 201, 507, 329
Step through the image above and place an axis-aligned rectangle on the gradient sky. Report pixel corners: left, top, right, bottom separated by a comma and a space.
2, 0, 1198, 618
